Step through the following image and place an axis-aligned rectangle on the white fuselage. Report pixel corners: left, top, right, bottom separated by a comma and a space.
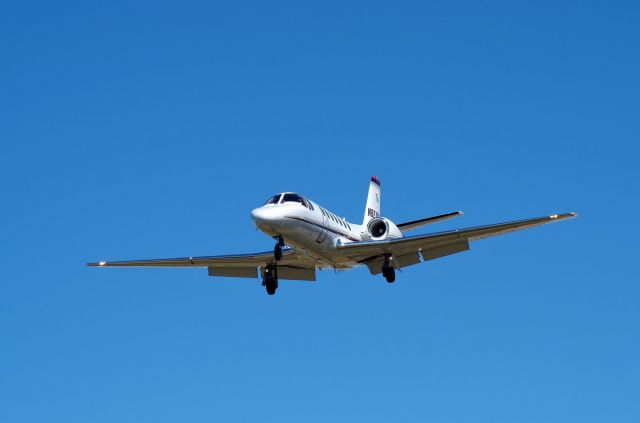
251, 196, 402, 269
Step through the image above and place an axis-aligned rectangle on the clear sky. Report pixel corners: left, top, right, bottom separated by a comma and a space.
1, 1, 639, 422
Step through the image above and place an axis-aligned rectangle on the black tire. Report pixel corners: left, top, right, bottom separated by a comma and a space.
385, 267, 395, 283
265, 279, 277, 295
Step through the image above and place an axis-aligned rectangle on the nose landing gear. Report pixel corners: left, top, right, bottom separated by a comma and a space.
274, 237, 285, 261
381, 255, 396, 283
265, 238, 285, 295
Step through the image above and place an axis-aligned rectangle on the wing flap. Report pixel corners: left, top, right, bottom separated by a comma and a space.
421, 241, 470, 261
277, 266, 316, 281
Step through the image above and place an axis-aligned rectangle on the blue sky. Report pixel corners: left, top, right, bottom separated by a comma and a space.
1, 1, 639, 422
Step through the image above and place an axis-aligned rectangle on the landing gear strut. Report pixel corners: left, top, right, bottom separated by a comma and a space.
382, 255, 396, 283
263, 265, 278, 295
265, 238, 285, 295
274, 237, 285, 261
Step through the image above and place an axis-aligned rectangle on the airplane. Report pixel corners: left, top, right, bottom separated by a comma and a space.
88, 176, 577, 295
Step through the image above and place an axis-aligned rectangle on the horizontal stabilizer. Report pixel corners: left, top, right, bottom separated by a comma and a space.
397, 211, 463, 232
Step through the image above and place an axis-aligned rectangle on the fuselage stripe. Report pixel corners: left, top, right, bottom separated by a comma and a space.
285, 216, 360, 242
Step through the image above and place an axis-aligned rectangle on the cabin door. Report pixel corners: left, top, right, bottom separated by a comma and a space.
316, 211, 328, 243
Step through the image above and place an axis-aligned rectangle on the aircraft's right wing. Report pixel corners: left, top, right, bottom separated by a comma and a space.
337, 212, 577, 274
87, 247, 319, 280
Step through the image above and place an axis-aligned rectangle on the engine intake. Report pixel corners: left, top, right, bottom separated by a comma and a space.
367, 218, 389, 240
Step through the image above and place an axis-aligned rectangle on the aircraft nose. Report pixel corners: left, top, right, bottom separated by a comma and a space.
250, 206, 273, 223
251, 206, 280, 234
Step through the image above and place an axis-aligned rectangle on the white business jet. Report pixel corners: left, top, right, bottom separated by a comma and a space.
88, 176, 576, 295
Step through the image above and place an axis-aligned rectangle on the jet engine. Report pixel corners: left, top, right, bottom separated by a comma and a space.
367, 218, 389, 240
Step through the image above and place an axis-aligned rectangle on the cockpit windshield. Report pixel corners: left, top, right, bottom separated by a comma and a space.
263, 194, 282, 205
281, 193, 305, 205
262, 193, 314, 210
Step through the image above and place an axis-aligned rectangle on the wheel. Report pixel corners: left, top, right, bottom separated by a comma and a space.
265, 276, 278, 295
384, 267, 395, 283
266, 281, 277, 295
274, 244, 283, 261
263, 265, 278, 295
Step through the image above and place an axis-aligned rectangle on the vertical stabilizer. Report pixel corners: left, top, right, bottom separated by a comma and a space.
363, 176, 381, 224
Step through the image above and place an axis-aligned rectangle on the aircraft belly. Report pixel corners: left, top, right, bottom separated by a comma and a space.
280, 219, 355, 269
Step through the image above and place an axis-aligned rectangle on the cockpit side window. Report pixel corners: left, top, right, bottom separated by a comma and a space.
263, 194, 282, 205
296, 195, 312, 210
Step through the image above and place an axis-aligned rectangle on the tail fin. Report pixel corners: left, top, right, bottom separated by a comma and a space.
363, 176, 381, 224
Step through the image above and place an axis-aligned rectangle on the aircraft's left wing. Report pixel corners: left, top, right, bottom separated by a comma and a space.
87, 248, 318, 280
337, 212, 577, 274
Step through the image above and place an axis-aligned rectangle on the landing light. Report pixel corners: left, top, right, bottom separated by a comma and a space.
99, 261, 107, 266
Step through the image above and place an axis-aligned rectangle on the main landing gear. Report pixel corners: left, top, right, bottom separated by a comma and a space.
263, 265, 278, 295
381, 255, 395, 283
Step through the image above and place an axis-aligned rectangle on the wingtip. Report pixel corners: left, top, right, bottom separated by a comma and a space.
87, 261, 108, 267
549, 212, 578, 220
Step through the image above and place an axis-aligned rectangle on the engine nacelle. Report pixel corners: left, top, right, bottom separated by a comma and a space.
367, 218, 389, 240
